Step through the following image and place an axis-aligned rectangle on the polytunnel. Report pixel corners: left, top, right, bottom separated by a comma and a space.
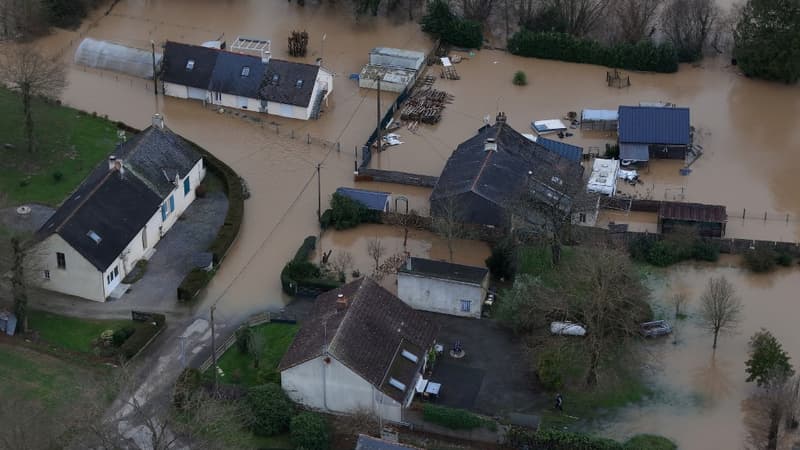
74, 37, 162, 79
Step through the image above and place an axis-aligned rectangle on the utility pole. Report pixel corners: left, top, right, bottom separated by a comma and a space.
376, 76, 382, 153
151, 40, 158, 96
317, 163, 322, 222
210, 305, 218, 392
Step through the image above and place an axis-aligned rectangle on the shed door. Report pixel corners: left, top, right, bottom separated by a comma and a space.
187, 87, 206, 100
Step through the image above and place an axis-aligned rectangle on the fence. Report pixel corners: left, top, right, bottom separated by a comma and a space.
224, 114, 340, 152
355, 168, 438, 187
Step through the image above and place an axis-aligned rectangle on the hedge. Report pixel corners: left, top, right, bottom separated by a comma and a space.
508, 31, 679, 73
118, 313, 166, 360
421, 0, 484, 49
290, 412, 330, 450
281, 237, 343, 296
176, 140, 245, 302
506, 428, 676, 450
422, 404, 486, 430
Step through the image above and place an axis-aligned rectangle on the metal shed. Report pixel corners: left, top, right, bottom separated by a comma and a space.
74, 38, 162, 79
369, 47, 426, 72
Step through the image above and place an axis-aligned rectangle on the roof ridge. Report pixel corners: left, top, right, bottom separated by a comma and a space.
470, 145, 495, 193
327, 278, 366, 355
54, 169, 116, 233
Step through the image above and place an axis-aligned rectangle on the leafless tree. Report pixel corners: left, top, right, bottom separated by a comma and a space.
699, 276, 742, 349
431, 194, 470, 263
247, 331, 266, 369
331, 251, 354, 279
367, 237, 385, 274
613, 0, 662, 43
0, 0, 46, 40
670, 291, 689, 319
0, 45, 67, 153
462, 0, 497, 21
744, 376, 800, 450
546, 0, 611, 36
661, 0, 720, 61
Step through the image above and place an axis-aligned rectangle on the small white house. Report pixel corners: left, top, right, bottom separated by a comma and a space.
161, 41, 333, 120
30, 114, 205, 302
397, 257, 489, 319
279, 278, 438, 423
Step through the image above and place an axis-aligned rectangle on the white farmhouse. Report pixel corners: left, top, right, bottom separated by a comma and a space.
279, 278, 439, 423
30, 114, 205, 302
161, 41, 333, 120
397, 257, 489, 319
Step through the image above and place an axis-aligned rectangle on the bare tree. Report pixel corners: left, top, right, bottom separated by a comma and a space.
366, 237, 385, 274
431, 194, 468, 263
0, 45, 67, 153
546, 0, 611, 36
670, 291, 689, 319
699, 276, 742, 349
462, 0, 497, 21
0, 0, 46, 40
331, 251, 354, 279
744, 376, 800, 450
613, 0, 662, 43
661, 0, 720, 62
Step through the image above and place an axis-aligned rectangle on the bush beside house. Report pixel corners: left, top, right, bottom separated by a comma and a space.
246, 383, 294, 436
290, 412, 330, 450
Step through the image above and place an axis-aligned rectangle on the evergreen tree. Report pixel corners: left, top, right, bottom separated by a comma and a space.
746, 329, 794, 387
734, 0, 800, 83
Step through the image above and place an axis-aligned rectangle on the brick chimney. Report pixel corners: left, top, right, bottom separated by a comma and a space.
496, 111, 507, 123
152, 113, 165, 129
336, 293, 348, 311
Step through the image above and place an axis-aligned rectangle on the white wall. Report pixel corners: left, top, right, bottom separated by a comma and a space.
29, 234, 105, 302
163, 81, 190, 99
281, 355, 403, 423
397, 273, 486, 319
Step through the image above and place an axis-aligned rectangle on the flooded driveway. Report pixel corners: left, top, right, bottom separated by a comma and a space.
601, 262, 800, 449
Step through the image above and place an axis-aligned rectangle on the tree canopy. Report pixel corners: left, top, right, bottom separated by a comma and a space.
745, 329, 794, 387
734, 0, 800, 83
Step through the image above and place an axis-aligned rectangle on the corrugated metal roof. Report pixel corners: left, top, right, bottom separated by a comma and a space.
335, 187, 390, 211
658, 201, 727, 223
534, 136, 584, 162
619, 143, 650, 161
398, 257, 488, 284
618, 106, 690, 145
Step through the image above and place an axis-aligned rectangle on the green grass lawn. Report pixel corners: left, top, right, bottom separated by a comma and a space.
0, 87, 121, 206
216, 323, 299, 386
28, 309, 131, 353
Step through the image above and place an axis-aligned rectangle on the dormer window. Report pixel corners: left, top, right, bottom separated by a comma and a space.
271, 73, 279, 85
295, 79, 303, 88
87, 230, 102, 244
551, 175, 563, 185
185, 59, 195, 71
241, 66, 250, 77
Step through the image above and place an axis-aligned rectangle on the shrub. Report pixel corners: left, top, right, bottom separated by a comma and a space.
624, 434, 677, 450
281, 236, 342, 296
326, 193, 380, 230
173, 368, 203, 409
255, 368, 281, 385
507, 427, 623, 450
744, 247, 777, 273
177, 268, 211, 302
118, 313, 166, 360
235, 327, 252, 354
421, 0, 484, 48
52, 171, 64, 183
776, 250, 793, 267
537, 349, 565, 391
246, 384, 294, 436
692, 239, 720, 262
512, 70, 528, 86
422, 404, 485, 430
290, 412, 330, 450
646, 240, 690, 267
628, 236, 656, 262
508, 30, 678, 73
112, 326, 136, 347
486, 238, 517, 280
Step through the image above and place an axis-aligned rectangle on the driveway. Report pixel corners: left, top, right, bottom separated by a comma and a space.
423, 313, 548, 416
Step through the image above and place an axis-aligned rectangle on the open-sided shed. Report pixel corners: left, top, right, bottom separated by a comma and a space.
658, 201, 727, 237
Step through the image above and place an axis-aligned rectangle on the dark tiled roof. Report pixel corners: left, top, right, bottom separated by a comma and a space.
209, 51, 266, 99
659, 201, 727, 223
398, 257, 488, 285
534, 136, 583, 163
279, 278, 439, 402
336, 187, 390, 211
161, 41, 218, 90
356, 435, 422, 450
260, 59, 320, 107
431, 122, 584, 224
37, 124, 202, 271
618, 106, 690, 145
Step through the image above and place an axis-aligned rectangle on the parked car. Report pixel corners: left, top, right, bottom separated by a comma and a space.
640, 320, 673, 337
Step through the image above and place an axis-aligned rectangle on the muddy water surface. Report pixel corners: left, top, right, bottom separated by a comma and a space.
600, 263, 800, 449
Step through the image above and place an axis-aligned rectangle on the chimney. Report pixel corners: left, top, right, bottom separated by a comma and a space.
496, 112, 507, 123
152, 113, 165, 129
336, 293, 348, 311
484, 138, 497, 153
405, 253, 412, 271
108, 155, 117, 171
262, 49, 271, 64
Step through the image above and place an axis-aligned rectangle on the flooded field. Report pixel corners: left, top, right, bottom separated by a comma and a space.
600, 262, 800, 449
375, 50, 800, 240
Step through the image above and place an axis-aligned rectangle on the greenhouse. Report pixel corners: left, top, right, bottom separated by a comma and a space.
74, 38, 162, 79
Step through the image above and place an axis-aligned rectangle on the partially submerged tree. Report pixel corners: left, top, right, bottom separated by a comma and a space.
699, 276, 742, 349
613, 0, 662, 44
746, 329, 794, 387
661, 0, 720, 62
733, 0, 800, 83
431, 194, 468, 263
744, 375, 800, 450
546, 0, 612, 36
366, 237, 385, 274
0, 45, 67, 153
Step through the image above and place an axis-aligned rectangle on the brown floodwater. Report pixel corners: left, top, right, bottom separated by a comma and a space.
598, 263, 800, 449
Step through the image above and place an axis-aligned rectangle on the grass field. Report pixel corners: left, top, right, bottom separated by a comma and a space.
0, 88, 120, 206
216, 323, 299, 386
28, 309, 131, 353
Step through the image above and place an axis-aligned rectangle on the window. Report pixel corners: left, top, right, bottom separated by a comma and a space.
460, 299, 472, 312
388, 378, 406, 391
161, 203, 167, 221
56, 252, 66, 270
107, 266, 119, 285
295, 79, 303, 88
185, 59, 195, 70
43, 270, 50, 280
87, 230, 102, 244
271, 73, 279, 85
551, 175, 563, 185
183, 177, 191, 196
579, 212, 587, 223
241, 66, 250, 77
169, 195, 175, 212
142, 228, 148, 250
114, 266, 119, 277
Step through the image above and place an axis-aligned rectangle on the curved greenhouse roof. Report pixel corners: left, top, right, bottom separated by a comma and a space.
74, 38, 162, 79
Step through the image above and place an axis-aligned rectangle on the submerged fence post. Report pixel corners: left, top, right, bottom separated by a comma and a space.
743, 208, 746, 220
307, 133, 311, 144
764, 212, 768, 222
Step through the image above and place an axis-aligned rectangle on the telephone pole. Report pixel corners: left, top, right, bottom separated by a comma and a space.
317, 163, 322, 222
151, 40, 157, 96
375, 76, 382, 153
210, 305, 218, 392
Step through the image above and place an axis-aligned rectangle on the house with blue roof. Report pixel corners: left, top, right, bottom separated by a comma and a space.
617, 106, 691, 162
335, 187, 391, 212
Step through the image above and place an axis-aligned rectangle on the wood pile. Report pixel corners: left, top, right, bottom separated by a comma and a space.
441, 66, 460, 80
400, 88, 453, 125
288, 30, 309, 57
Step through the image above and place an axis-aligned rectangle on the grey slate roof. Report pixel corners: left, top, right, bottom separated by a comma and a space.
209, 51, 266, 99
335, 187, 390, 211
618, 106, 690, 145
398, 257, 488, 285
431, 122, 584, 224
278, 278, 439, 402
356, 435, 422, 450
260, 58, 321, 107
37, 124, 202, 271
161, 41, 218, 90
535, 136, 584, 162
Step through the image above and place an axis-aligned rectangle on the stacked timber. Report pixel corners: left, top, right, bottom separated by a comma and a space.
400, 88, 453, 125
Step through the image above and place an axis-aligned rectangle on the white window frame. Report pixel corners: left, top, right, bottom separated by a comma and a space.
460, 299, 472, 312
